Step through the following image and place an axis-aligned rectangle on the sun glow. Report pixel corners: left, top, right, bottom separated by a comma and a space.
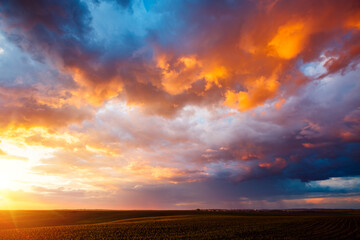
0, 138, 55, 191
0, 138, 54, 162
0, 159, 27, 190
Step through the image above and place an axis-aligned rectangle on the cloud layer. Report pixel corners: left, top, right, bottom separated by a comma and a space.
0, 0, 359, 209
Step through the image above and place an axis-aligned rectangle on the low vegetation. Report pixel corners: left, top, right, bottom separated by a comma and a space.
0, 210, 359, 239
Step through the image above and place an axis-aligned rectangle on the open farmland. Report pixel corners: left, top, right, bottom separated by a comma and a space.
0, 210, 359, 239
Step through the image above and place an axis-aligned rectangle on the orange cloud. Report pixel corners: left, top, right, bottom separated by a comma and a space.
224, 74, 280, 111
346, 11, 360, 30
157, 55, 201, 95
274, 98, 285, 110
268, 20, 309, 59
302, 142, 332, 148
156, 52, 229, 96
259, 158, 287, 171
202, 65, 228, 90
69, 67, 123, 106
127, 160, 205, 184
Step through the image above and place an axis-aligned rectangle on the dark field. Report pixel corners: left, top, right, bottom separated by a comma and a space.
0, 210, 359, 239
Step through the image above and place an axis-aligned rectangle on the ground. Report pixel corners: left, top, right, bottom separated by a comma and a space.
0, 210, 359, 239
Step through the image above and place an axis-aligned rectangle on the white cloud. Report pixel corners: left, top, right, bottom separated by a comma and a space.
307, 177, 360, 190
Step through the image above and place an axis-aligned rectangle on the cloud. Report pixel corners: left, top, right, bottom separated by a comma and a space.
0, 0, 359, 209
0, 86, 92, 129
0, 0, 358, 115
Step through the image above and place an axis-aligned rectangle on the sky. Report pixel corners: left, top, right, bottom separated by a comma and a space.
0, 0, 359, 210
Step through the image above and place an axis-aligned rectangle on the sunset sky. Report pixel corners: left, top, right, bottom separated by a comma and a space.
0, 0, 359, 210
